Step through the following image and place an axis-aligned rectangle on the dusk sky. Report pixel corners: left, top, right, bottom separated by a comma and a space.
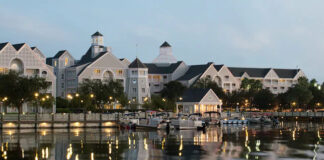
1, 1, 323, 81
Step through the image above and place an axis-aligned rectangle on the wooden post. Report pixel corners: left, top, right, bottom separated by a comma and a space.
35, 113, 38, 129
99, 113, 102, 128
83, 112, 87, 128
67, 113, 70, 128
51, 113, 54, 129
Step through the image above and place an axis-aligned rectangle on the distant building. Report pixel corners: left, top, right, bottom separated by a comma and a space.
41, 31, 305, 109
0, 42, 56, 113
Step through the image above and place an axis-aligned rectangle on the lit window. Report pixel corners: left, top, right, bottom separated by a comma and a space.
64, 58, 68, 66
54, 60, 57, 67
94, 69, 100, 75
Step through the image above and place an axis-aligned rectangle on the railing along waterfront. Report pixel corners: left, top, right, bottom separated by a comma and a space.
221, 112, 324, 118
0, 113, 123, 129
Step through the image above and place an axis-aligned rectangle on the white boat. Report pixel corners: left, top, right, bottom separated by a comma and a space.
171, 114, 205, 130
220, 118, 229, 125
249, 117, 262, 124
137, 117, 174, 130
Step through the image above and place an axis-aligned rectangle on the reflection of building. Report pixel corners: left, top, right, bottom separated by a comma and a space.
0, 42, 56, 113
176, 88, 222, 114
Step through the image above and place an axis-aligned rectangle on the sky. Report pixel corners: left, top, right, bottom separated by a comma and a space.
0, 0, 323, 82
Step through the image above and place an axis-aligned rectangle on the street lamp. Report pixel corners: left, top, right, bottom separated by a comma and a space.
67, 94, 73, 100
90, 94, 94, 98
34, 93, 39, 98
179, 97, 183, 101
75, 93, 79, 97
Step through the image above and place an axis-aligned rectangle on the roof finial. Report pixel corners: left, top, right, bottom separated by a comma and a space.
136, 43, 138, 58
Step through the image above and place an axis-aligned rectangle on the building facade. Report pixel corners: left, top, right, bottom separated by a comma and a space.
0, 42, 56, 113
0, 31, 302, 112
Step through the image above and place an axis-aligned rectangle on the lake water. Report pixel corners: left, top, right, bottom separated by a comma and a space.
0, 122, 323, 160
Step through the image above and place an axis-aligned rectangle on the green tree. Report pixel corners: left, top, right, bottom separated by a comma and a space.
0, 71, 51, 114
285, 77, 313, 110
253, 89, 275, 110
160, 81, 186, 111
78, 79, 127, 111
193, 77, 226, 101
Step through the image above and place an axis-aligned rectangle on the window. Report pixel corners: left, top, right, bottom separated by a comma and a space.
153, 75, 161, 81
117, 70, 123, 75
224, 75, 229, 80
142, 88, 145, 93
163, 75, 167, 79
132, 88, 137, 93
281, 87, 285, 90
273, 87, 277, 90
94, 69, 100, 75
61, 74, 64, 79
54, 60, 57, 67
232, 83, 236, 87
132, 70, 138, 75
64, 57, 69, 66
61, 83, 64, 89
140, 70, 145, 75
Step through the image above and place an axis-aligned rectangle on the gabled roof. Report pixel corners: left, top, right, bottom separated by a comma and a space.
92, 31, 103, 37
160, 41, 171, 47
179, 88, 210, 102
53, 50, 67, 58
31, 47, 45, 59
214, 64, 224, 71
0, 42, 9, 51
177, 64, 210, 81
46, 58, 53, 66
129, 58, 147, 68
144, 61, 183, 74
12, 43, 25, 51
76, 51, 107, 76
228, 67, 271, 78
274, 69, 300, 78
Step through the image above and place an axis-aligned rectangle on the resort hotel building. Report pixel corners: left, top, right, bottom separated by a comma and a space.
0, 31, 306, 113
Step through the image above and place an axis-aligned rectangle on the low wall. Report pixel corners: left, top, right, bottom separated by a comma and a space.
0, 113, 118, 129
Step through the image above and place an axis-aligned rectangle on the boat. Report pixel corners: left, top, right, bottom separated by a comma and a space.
249, 116, 262, 124
171, 113, 206, 130
220, 118, 229, 125
203, 111, 221, 125
119, 112, 140, 129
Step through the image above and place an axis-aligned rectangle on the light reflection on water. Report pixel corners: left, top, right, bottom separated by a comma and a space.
0, 122, 323, 160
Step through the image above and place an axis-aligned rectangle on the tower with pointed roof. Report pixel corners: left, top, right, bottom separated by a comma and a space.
126, 58, 150, 107
91, 31, 104, 46
152, 41, 177, 64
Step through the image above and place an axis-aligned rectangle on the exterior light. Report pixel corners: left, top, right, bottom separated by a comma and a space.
109, 96, 113, 100
75, 93, 79, 97
316, 102, 321, 107
90, 94, 94, 98
144, 97, 148, 102
46, 95, 49, 99
179, 97, 183, 101
162, 98, 166, 102
34, 93, 39, 98
41, 97, 46, 102
292, 102, 296, 106
80, 100, 83, 103
67, 94, 73, 100
245, 99, 248, 103
128, 100, 131, 104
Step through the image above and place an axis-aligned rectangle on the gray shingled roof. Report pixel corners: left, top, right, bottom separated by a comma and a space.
46, 58, 53, 66
179, 88, 210, 103
92, 31, 103, 37
214, 64, 224, 71
228, 67, 271, 78
274, 69, 300, 78
144, 61, 182, 74
53, 50, 67, 58
0, 42, 8, 51
129, 58, 147, 68
12, 43, 25, 51
160, 41, 171, 47
177, 64, 210, 81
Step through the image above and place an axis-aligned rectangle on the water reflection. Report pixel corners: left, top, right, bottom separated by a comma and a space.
0, 122, 323, 159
